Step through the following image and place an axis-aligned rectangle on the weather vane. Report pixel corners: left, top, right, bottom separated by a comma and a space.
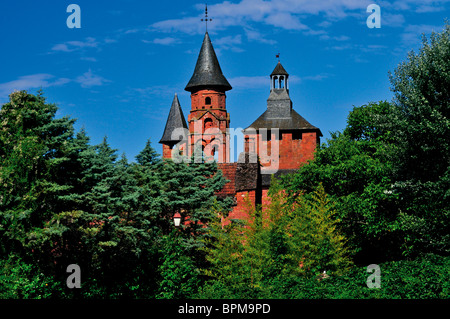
201, 4, 212, 32
276, 52, 280, 62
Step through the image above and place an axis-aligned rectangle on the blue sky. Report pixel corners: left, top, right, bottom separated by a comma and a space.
0, 0, 448, 161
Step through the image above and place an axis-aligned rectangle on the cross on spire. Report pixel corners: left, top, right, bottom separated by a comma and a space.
201, 4, 212, 31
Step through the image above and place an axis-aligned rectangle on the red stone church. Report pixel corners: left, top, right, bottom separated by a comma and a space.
159, 31, 322, 221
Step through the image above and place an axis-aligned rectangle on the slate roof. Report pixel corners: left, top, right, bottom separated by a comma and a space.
185, 32, 232, 93
159, 94, 188, 144
244, 108, 322, 134
271, 61, 289, 76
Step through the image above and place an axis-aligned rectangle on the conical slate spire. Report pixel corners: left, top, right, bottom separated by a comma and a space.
185, 32, 232, 93
159, 94, 188, 144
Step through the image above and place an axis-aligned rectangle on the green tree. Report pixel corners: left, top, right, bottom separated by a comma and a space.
153, 157, 233, 238
199, 199, 257, 298
199, 180, 352, 298
252, 180, 352, 280
388, 22, 450, 256
152, 157, 233, 298
282, 101, 401, 263
0, 90, 76, 260
156, 230, 201, 299
135, 139, 160, 166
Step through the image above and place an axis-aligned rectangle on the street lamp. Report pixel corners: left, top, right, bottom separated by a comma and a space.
173, 212, 182, 227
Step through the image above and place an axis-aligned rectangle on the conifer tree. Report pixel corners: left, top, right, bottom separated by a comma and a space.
0, 90, 76, 258
135, 139, 160, 166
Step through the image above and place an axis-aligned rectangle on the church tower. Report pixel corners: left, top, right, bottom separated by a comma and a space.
184, 32, 232, 163
244, 61, 322, 172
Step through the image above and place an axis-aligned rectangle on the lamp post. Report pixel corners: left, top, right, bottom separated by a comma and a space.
173, 212, 182, 227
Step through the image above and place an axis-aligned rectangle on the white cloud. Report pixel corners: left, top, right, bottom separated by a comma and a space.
104, 38, 118, 44
401, 24, 444, 45
228, 76, 268, 89
319, 34, 350, 41
391, 0, 450, 13
264, 11, 308, 30
0, 70, 111, 100
128, 85, 179, 99
80, 57, 98, 62
0, 74, 70, 98
327, 43, 387, 53
293, 73, 331, 83
244, 27, 276, 44
382, 13, 405, 27
415, 5, 445, 13
51, 43, 72, 52
124, 28, 140, 34
51, 37, 99, 52
214, 35, 245, 52
145, 37, 180, 45
303, 74, 328, 81
75, 69, 110, 88
228, 73, 330, 89
151, 16, 203, 35
317, 20, 332, 28
153, 37, 178, 45
151, 0, 372, 35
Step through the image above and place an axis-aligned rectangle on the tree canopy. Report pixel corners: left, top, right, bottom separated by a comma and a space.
1, 21, 449, 300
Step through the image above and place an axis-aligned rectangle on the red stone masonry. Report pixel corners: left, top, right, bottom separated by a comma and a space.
159, 34, 321, 226
217, 163, 237, 197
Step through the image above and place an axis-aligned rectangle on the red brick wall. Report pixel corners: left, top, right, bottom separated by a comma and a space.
189, 89, 227, 111
162, 142, 187, 159
261, 187, 271, 211
188, 89, 230, 162
224, 190, 256, 224
216, 163, 258, 226
217, 163, 237, 197
246, 131, 319, 171
162, 144, 172, 159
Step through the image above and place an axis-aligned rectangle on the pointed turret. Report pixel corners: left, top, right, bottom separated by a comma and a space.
159, 94, 188, 144
244, 61, 321, 133
185, 32, 232, 93
270, 61, 289, 77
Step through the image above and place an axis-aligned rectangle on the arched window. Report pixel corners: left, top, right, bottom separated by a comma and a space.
279, 76, 284, 89
212, 145, 219, 161
205, 97, 211, 105
208, 139, 220, 162
204, 118, 213, 130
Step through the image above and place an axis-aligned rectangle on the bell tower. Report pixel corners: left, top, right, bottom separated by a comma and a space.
184, 31, 232, 163
244, 61, 322, 171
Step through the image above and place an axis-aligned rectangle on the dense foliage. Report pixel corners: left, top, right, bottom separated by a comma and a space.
198, 180, 353, 298
1, 23, 449, 299
282, 23, 450, 264
197, 253, 449, 299
0, 90, 232, 298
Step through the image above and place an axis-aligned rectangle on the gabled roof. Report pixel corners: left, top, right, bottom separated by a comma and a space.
244, 109, 322, 136
159, 94, 188, 144
270, 61, 289, 76
185, 32, 232, 93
